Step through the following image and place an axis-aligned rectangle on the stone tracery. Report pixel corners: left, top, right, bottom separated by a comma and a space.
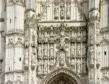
41, 68, 82, 84
37, 25, 87, 76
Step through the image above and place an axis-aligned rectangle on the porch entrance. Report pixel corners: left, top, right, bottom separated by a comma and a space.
48, 73, 77, 84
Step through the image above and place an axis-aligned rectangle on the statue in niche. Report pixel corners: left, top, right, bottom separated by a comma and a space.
90, 35, 94, 44
50, 59, 54, 66
78, 30, 81, 37
16, 38, 22, 47
44, 63, 48, 74
38, 45, 42, 58
32, 48, 36, 65
54, 0, 59, 19
25, 49, 28, 65
82, 62, 86, 73
60, 0, 65, 19
32, 53, 36, 65
37, 65, 41, 74
66, 1, 71, 19
59, 51, 66, 66
82, 45, 86, 56
32, 34, 35, 42
77, 45, 81, 56
71, 44, 75, 56
49, 48, 54, 57
71, 59, 75, 68
90, 47, 95, 63
43, 45, 48, 57
76, 60, 80, 73
58, 27, 66, 50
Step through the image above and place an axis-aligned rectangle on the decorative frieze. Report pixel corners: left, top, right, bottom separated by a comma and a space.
37, 27, 87, 44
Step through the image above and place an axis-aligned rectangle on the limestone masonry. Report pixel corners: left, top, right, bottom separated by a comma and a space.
0, 0, 109, 84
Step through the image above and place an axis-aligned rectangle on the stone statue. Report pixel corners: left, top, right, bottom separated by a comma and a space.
59, 52, 66, 66
38, 45, 42, 57
32, 55, 36, 65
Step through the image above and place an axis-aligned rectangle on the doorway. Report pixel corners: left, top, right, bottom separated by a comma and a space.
48, 73, 77, 84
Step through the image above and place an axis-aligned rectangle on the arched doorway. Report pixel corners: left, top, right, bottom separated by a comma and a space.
41, 68, 81, 84
48, 73, 77, 84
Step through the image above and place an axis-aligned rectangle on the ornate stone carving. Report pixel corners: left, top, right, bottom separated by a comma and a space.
41, 68, 82, 84
89, 11, 99, 21
89, 46, 95, 68
58, 51, 66, 67
31, 48, 36, 70
37, 25, 87, 76
7, 38, 14, 48
66, 0, 71, 19
25, 15, 36, 27
60, 0, 65, 19
54, 0, 59, 19
77, 44, 81, 56
15, 38, 23, 48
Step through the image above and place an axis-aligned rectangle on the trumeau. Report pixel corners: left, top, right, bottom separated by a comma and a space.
0, 0, 109, 84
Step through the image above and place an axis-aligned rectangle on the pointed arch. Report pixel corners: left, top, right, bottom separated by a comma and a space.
41, 68, 82, 84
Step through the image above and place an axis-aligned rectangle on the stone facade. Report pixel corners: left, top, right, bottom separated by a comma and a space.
0, 0, 109, 84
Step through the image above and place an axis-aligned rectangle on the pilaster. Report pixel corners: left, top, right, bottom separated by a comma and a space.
88, 0, 102, 84
24, 0, 37, 84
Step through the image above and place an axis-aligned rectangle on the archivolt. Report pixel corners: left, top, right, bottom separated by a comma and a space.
41, 68, 82, 84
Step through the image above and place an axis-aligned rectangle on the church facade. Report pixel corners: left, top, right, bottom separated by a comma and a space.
0, 0, 109, 84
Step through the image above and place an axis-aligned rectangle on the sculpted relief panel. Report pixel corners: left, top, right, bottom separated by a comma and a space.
37, 25, 87, 76
36, 0, 84, 21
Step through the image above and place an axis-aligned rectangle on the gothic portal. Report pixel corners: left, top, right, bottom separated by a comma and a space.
48, 73, 75, 84
41, 68, 81, 84
0, 0, 109, 84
